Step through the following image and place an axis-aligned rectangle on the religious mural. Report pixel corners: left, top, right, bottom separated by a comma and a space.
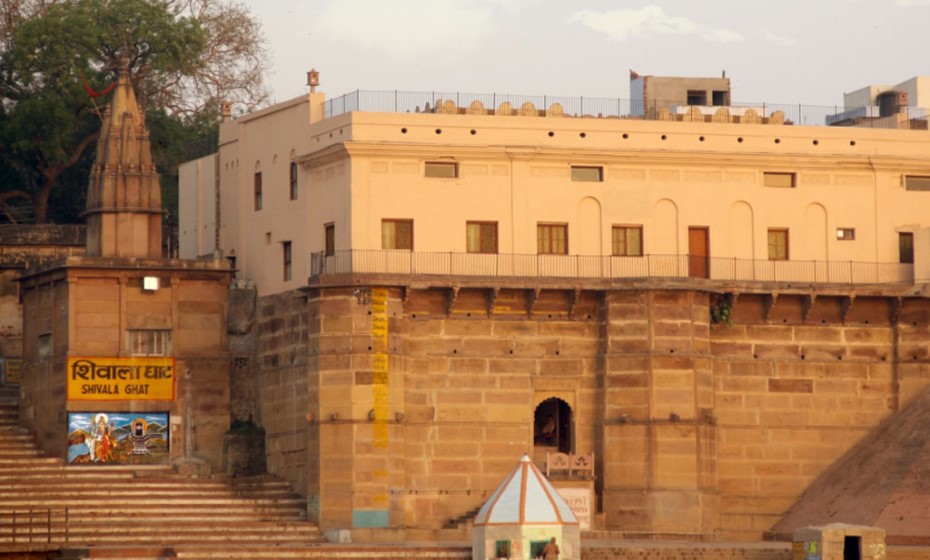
67, 412, 169, 465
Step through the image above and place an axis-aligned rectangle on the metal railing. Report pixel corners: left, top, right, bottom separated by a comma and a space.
323, 90, 930, 130
310, 250, 914, 286
1, 508, 69, 545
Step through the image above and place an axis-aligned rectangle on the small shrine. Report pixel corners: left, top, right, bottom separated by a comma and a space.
792, 523, 886, 560
472, 454, 580, 560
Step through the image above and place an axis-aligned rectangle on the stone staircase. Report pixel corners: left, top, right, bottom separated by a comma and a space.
0, 384, 326, 558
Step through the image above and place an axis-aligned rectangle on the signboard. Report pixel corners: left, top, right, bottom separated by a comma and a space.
67, 412, 169, 465
555, 487, 592, 530
67, 357, 175, 401
3, 358, 22, 384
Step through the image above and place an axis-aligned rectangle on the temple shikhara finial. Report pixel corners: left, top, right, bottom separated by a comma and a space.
83, 61, 162, 258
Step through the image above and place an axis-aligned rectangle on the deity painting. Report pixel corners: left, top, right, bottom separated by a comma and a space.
67, 412, 169, 465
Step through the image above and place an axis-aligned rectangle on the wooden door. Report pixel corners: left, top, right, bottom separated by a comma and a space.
688, 227, 709, 278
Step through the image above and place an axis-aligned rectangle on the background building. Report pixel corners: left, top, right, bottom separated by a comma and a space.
180, 74, 930, 542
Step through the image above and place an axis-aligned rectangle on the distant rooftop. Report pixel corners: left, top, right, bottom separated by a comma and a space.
323, 89, 930, 130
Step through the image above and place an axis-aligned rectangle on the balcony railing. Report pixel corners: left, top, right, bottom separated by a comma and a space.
323, 90, 930, 130
310, 250, 914, 286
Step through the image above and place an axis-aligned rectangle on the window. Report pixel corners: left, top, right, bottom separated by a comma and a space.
382, 219, 413, 250
466, 222, 498, 254
425, 161, 457, 178
900, 232, 914, 264
687, 90, 707, 105
128, 330, 171, 356
571, 165, 603, 182
763, 172, 796, 188
324, 223, 335, 256
282, 241, 292, 281
904, 175, 930, 191
612, 225, 643, 256
836, 228, 855, 240
37, 333, 52, 362
254, 172, 262, 210
289, 162, 298, 200
768, 229, 789, 260
537, 223, 568, 255
712, 90, 729, 106
495, 540, 511, 558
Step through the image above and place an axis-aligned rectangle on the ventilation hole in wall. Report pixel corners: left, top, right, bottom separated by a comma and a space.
753, 354, 758, 359
329, 133, 333, 138
466, 312, 471, 318
737, 137, 744, 143
340, 129, 344, 135
812, 139, 819, 146
401, 128, 408, 134
669, 349, 675, 354
914, 355, 919, 360
509, 349, 514, 354
801, 355, 805, 360
587, 314, 592, 319
821, 319, 826, 324
368, 310, 372, 315
411, 313, 416, 318
774, 138, 781, 144
881, 356, 886, 361
579, 132, 587, 138
782, 318, 788, 323
837, 356, 842, 360
913, 322, 918, 326
435, 129, 442, 134
548, 131, 555, 137
555, 350, 560, 356
864, 319, 870, 324
850, 140, 856, 146
368, 346, 372, 351
547, 314, 552, 319
699, 136, 705, 142
622, 133, 629, 139
661, 134, 667, 140
470, 129, 477, 135
453, 349, 458, 354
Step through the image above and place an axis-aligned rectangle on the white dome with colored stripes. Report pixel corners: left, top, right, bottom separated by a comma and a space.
474, 454, 578, 526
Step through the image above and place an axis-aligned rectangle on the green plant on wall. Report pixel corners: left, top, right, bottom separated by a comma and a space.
710, 293, 733, 326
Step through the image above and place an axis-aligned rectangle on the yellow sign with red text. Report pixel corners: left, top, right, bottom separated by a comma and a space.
67, 357, 175, 401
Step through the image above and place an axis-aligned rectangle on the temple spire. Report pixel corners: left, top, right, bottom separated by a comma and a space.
83, 60, 163, 258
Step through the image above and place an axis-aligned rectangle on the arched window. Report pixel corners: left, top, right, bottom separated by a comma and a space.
534, 398, 572, 454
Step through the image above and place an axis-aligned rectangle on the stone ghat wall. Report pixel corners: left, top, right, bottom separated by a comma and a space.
712, 293, 930, 540
265, 285, 930, 538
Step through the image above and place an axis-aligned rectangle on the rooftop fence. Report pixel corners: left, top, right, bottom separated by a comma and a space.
311, 250, 914, 286
323, 90, 930, 130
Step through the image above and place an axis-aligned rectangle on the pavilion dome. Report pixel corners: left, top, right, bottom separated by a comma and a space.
474, 454, 578, 526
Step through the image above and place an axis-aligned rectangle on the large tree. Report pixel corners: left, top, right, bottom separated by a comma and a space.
0, 0, 268, 223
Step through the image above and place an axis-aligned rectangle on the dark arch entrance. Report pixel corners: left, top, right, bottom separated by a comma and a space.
533, 398, 572, 454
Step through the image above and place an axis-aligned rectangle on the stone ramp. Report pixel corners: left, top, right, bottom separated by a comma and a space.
770, 384, 930, 544
0, 385, 324, 557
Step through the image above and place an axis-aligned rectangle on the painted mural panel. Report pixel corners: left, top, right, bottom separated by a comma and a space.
67, 412, 169, 465
67, 357, 175, 401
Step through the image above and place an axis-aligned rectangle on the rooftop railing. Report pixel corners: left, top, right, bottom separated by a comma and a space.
310, 250, 914, 286
323, 90, 930, 130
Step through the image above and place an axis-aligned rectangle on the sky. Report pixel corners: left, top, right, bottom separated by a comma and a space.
242, 0, 930, 108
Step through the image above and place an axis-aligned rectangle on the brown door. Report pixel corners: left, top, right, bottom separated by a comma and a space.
688, 227, 709, 278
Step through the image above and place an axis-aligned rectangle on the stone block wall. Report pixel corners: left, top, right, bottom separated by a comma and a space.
257, 283, 930, 539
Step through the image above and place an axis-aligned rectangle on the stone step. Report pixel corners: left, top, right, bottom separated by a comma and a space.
0, 528, 322, 546
0, 480, 300, 493
172, 545, 473, 559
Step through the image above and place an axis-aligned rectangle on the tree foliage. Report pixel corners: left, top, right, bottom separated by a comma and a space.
0, 0, 268, 223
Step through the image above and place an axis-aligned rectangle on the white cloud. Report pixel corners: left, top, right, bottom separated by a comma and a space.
896, 0, 930, 5
316, 0, 529, 57
763, 30, 797, 47
569, 6, 743, 43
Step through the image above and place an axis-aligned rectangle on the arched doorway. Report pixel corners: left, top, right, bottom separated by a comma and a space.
533, 398, 573, 454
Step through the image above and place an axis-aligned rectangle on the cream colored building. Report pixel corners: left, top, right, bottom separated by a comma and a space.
182, 85, 930, 293
180, 79, 930, 541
